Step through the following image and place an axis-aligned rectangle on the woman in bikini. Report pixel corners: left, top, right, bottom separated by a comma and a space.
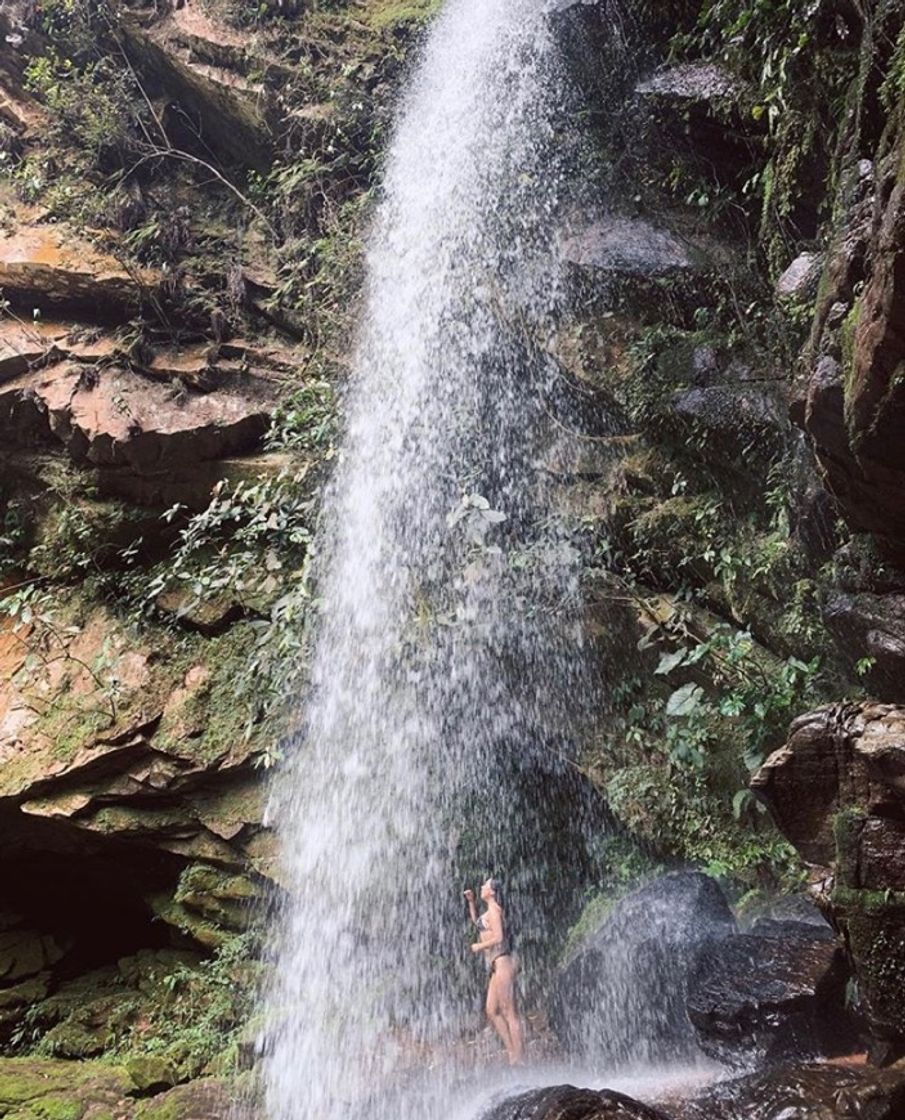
464, 877, 524, 1066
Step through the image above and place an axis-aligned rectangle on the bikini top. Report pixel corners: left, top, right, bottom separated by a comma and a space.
478, 911, 511, 958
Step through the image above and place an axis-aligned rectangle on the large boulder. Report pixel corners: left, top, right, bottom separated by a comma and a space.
479, 1085, 670, 1120
674, 1062, 905, 1120
754, 702, 905, 1061
823, 590, 905, 702
550, 872, 735, 1063
686, 918, 857, 1067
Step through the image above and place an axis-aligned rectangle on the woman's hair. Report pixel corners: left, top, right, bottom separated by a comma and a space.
489, 877, 505, 910
489, 878, 515, 948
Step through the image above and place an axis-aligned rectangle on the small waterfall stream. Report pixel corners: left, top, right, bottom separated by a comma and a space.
264, 2, 610, 1118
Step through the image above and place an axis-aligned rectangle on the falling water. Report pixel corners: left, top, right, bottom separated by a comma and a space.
264, 2, 607, 1118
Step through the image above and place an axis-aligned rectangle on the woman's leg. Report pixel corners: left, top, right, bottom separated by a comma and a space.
494, 957, 524, 1065
485, 968, 512, 1058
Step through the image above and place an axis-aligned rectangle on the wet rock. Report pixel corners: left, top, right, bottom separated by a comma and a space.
563, 217, 729, 323
550, 872, 735, 1062
480, 1084, 670, 1120
753, 703, 905, 864
668, 384, 787, 451
776, 252, 824, 300
686, 923, 855, 1067
754, 702, 905, 1060
637, 62, 741, 103
564, 217, 700, 278
823, 590, 905, 702
675, 1061, 905, 1120
634, 61, 758, 183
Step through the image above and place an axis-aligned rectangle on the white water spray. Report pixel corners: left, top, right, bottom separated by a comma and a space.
264, 3, 604, 1118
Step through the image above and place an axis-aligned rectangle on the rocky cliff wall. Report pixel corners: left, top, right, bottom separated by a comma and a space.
5, 0, 905, 1111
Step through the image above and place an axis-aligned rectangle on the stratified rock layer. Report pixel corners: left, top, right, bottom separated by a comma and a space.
754, 702, 905, 1061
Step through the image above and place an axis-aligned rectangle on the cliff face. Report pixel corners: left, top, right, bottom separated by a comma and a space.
0, 0, 436, 1091
6, 0, 905, 1108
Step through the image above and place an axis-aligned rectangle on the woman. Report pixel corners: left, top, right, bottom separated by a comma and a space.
464, 877, 524, 1066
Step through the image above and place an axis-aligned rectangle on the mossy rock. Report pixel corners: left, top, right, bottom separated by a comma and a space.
0, 1060, 131, 1118
146, 894, 227, 951
133, 1079, 235, 1120
845, 910, 905, 1042
365, 0, 441, 31
117, 950, 202, 994
172, 866, 258, 933
38, 1021, 108, 1060
124, 1057, 177, 1097
0, 931, 65, 983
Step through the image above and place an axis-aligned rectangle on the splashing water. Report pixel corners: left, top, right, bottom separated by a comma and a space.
264, 2, 608, 1118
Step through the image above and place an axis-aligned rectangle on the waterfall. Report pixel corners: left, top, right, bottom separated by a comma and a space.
263, 2, 602, 1118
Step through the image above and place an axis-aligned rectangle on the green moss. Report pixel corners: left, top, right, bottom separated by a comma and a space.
133, 1098, 181, 1120
833, 886, 905, 917
845, 911, 905, 1035
365, 0, 441, 31
832, 807, 867, 890
31, 1098, 83, 1120
124, 1056, 176, 1096
0, 1062, 130, 1112
840, 298, 863, 402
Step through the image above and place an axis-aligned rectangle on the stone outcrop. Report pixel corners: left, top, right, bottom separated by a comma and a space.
480, 1085, 670, 1120
119, 1, 278, 172
482, 1063, 905, 1120
754, 702, 905, 1061
0, 316, 299, 509
0, 1059, 239, 1120
686, 917, 855, 1067
0, 219, 160, 316
673, 1061, 905, 1120
0, 595, 272, 1042
550, 872, 735, 1062
798, 93, 905, 566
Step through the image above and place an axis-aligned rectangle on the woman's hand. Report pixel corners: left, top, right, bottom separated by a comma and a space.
463, 889, 475, 903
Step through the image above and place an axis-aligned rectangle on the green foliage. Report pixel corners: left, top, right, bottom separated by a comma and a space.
14, 935, 259, 1076
267, 378, 336, 452
142, 470, 317, 743
146, 472, 313, 617
606, 762, 803, 889
652, 621, 820, 771
23, 48, 150, 175
674, 0, 857, 276
0, 495, 28, 576
121, 933, 260, 1074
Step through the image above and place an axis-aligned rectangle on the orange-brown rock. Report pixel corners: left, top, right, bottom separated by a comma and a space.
0, 222, 159, 314
0, 360, 276, 476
